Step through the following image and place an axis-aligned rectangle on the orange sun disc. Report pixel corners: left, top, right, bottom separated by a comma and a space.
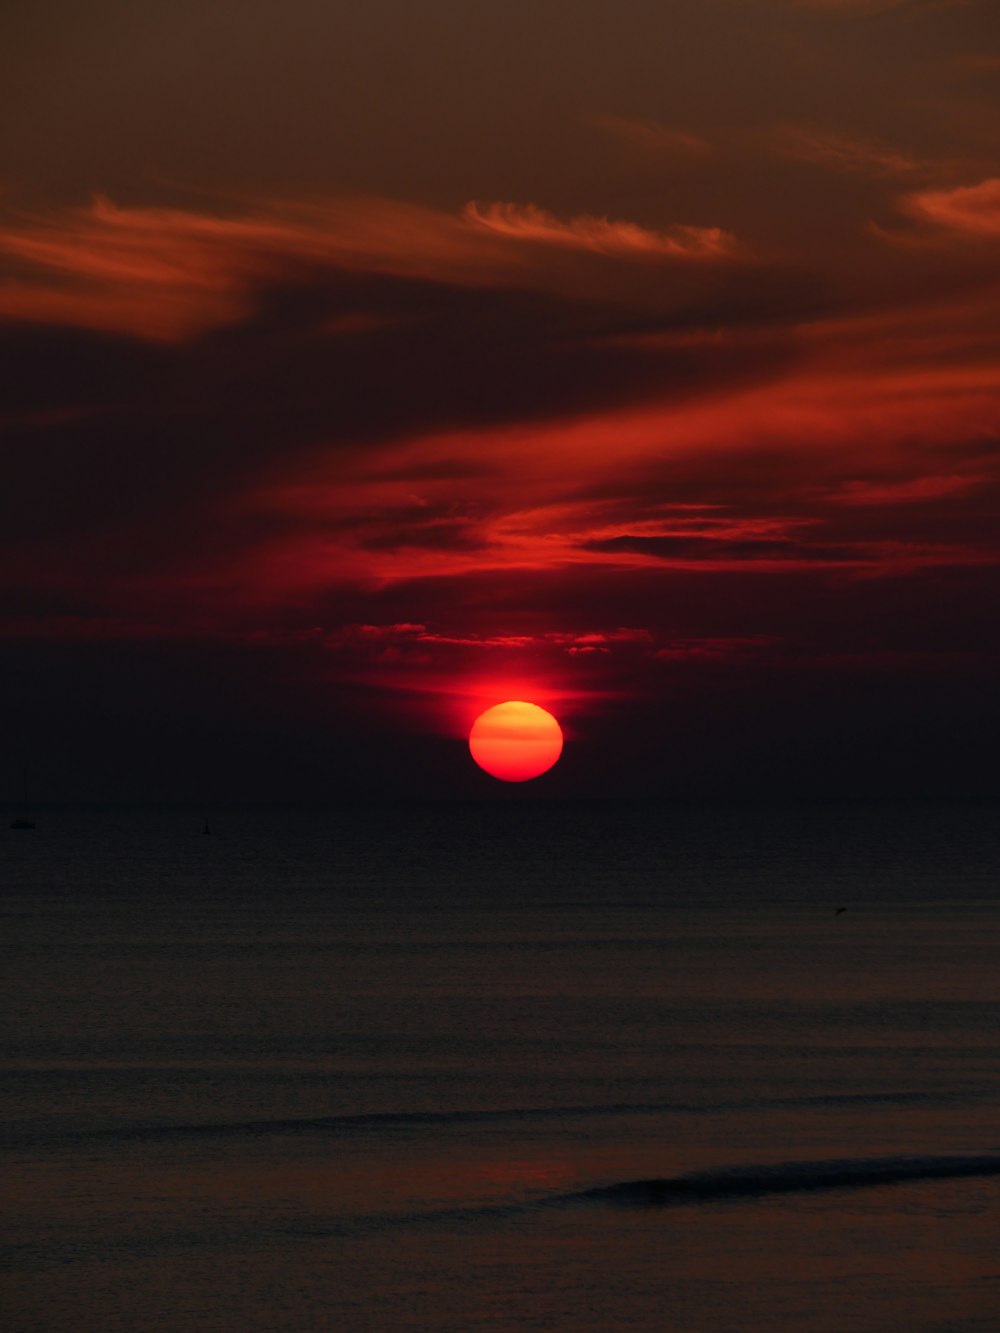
468, 700, 564, 782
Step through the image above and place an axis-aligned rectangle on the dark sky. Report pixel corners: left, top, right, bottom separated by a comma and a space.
3, 0, 999, 801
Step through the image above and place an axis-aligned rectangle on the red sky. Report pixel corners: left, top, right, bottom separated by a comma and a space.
3, 0, 999, 800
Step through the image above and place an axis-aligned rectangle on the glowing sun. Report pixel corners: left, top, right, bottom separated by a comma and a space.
469, 700, 564, 782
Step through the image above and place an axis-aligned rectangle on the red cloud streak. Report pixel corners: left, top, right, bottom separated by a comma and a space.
1, 173, 998, 794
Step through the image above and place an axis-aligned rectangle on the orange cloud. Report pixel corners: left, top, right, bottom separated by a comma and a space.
2, 173, 997, 646
773, 125, 919, 175
588, 114, 713, 158
0, 194, 497, 340
462, 201, 741, 261
900, 178, 1000, 237
0, 192, 744, 342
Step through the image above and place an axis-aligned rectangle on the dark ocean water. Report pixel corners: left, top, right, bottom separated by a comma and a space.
2, 801, 999, 1331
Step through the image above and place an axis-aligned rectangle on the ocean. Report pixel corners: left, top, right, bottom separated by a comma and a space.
3, 801, 999, 1331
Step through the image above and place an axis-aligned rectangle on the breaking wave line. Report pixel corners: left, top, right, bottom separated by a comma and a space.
564, 1154, 1000, 1206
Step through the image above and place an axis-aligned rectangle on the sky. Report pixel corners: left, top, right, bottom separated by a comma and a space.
3, 0, 999, 801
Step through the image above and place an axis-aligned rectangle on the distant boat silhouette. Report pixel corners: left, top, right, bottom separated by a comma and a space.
10, 816, 35, 830
202, 818, 212, 835
834, 907, 847, 915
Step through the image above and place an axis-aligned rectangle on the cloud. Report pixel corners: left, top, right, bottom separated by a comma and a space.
651, 637, 772, 662
772, 125, 919, 175
309, 621, 723, 675
1, 177, 998, 686
462, 202, 741, 261
588, 114, 713, 158
899, 178, 1000, 237
0, 192, 746, 343
581, 532, 873, 566
0, 194, 496, 341
828, 474, 991, 505
581, 527, 993, 573
0, 252, 794, 539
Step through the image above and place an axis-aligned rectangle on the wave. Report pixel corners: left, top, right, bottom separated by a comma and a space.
253, 1153, 1000, 1238
40, 1089, 957, 1145
564, 1154, 1000, 1206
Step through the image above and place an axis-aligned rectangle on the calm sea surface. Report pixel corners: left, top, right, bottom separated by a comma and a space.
2, 802, 999, 1331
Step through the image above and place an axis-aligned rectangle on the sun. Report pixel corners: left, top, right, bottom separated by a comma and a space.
469, 700, 564, 782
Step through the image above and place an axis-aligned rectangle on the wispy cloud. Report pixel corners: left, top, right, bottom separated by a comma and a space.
588, 114, 713, 158
828, 474, 991, 505
899, 177, 1000, 237
0, 194, 510, 340
0, 193, 745, 341
772, 125, 919, 175
462, 201, 740, 261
